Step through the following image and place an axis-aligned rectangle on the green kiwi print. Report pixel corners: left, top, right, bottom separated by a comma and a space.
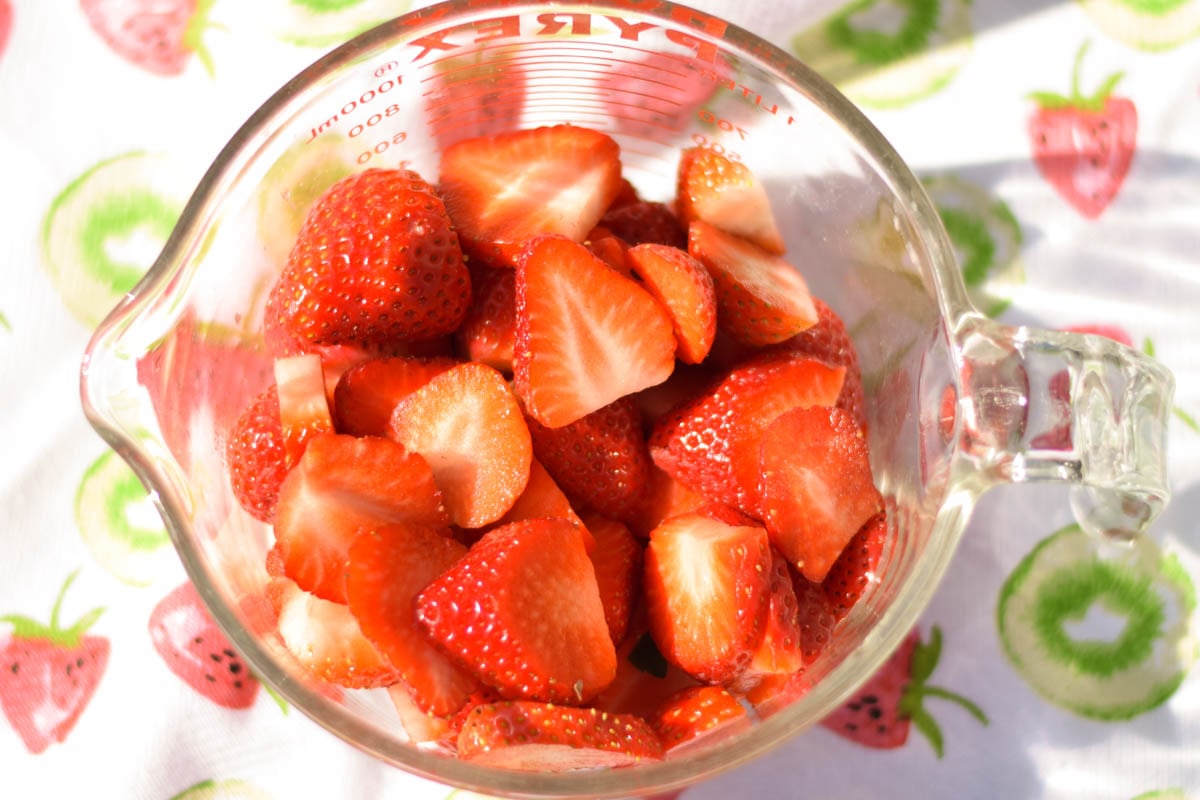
41, 152, 184, 329
75, 448, 170, 587
169, 778, 274, 800
1078, 0, 1200, 51
1130, 790, 1189, 800
997, 524, 1197, 720
269, 0, 407, 48
922, 174, 1024, 318
792, 0, 973, 109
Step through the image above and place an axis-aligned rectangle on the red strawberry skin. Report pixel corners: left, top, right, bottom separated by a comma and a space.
454, 265, 516, 372
583, 513, 643, 646
80, 0, 200, 75
268, 169, 471, 351
766, 298, 866, 428
416, 518, 616, 705
225, 386, 288, 523
650, 684, 748, 752
601, 202, 687, 249
332, 356, 457, 438
1029, 98, 1136, 219
149, 582, 258, 709
823, 512, 888, 620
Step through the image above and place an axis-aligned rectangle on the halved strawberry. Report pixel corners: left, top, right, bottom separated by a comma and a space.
273, 433, 449, 603
332, 356, 457, 438
650, 685, 748, 752
677, 147, 784, 254
643, 512, 772, 685
600, 201, 687, 249
759, 406, 883, 582
513, 235, 676, 428
388, 362, 532, 528
274, 354, 335, 464
793, 574, 837, 664
438, 124, 623, 267
736, 547, 804, 690
416, 518, 616, 704
625, 465, 707, 539
493, 458, 593, 550
526, 396, 651, 524
583, 513, 643, 646
767, 298, 866, 428
649, 354, 845, 517
225, 385, 288, 523
823, 512, 888, 620
272, 577, 401, 689
454, 265, 516, 372
625, 243, 717, 365
345, 524, 480, 716
585, 228, 633, 278
457, 701, 664, 769
688, 221, 817, 347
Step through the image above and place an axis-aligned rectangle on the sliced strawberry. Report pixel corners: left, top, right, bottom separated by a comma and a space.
823, 512, 888, 620
591, 626, 700, 717
273, 433, 449, 603
643, 512, 772, 684
601, 201, 687, 249
225, 386, 288, 523
332, 356, 457, 438
650, 685, 748, 752
583, 513, 642, 646
274, 354, 335, 464
526, 396, 652, 524
631, 362, 721, 428
345, 524, 479, 716
677, 147, 784, 254
387, 681, 453, 747
416, 518, 616, 704
454, 265, 516, 372
388, 362, 532, 528
609, 177, 641, 209
585, 228, 633, 278
625, 243, 717, 365
438, 124, 623, 266
272, 577, 401, 689
513, 235, 676, 428
767, 298, 866, 428
457, 701, 663, 769
759, 405, 883, 582
736, 547, 804, 690
793, 574, 837, 664
626, 465, 707, 539
494, 457, 594, 550
688, 221, 817, 347
649, 354, 845, 517
745, 669, 813, 720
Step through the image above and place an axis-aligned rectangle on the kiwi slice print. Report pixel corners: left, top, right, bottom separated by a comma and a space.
169, 779, 273, 800
75, 448, 170, 587
269, 0, 405, 48
997, 524, 1197, 721
1078, 0, 1200, 52
792, 0, 973, 109
922, 174, 1024, 318
41, 152, 184, 329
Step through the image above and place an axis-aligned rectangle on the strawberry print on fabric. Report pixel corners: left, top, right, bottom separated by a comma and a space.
80, 0, 219, 76
0, 572, 109, 754
821, 626, 987, 756
1028, 41, 1137, 219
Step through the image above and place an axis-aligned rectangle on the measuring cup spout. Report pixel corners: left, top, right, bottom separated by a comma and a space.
946, 314, 1174, 540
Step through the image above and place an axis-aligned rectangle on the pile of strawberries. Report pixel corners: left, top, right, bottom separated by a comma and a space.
223, 124, 888, 769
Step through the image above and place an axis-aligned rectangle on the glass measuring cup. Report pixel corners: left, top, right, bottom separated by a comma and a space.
78, 0, 1175, 796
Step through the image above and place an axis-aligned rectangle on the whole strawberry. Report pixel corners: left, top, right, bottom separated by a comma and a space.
0, 572, 109, 753
268, 169, 471, 352
1028, 41, 1136, 219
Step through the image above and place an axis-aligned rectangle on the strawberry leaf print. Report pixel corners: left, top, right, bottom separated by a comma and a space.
1028, 40, 1137, 219
0, 571, 110, 754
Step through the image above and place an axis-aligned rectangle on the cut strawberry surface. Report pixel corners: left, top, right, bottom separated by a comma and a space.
526, 396, 652, 524
388, 362, 532, 528
650, 685, 748, 752
625, 243, 717, 365
438, 124, 624, 266
626, 465, 707, 539
759, 406, 883, 582
649, 354, 845, 516
273, 432, 449, 603
583, 513, 643, 646
585, 229, 634, 279
226, 385, 288, 523
677, 147, 785, 254
332, 356, 456, 438
601, 201, 687, 249
271, 577, 401, 689
416, 518, 616, 704
267, 168, 471, 350
823, 512, 888, 620
738, 547, 804, 689
274, 354, 334, 464
346, 524, 480, 716
454, 265, 516, 372
643, 512, 772, 685
768, 297, 866, 428
457, 701, 664, 770
494, 457, 593, 550
513, 235, 676, 428
688, 221, 817, 347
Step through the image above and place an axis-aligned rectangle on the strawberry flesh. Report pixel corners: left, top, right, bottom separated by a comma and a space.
625, 243, 718, 365
677, 147, 785, 254
332, 356, 456, 438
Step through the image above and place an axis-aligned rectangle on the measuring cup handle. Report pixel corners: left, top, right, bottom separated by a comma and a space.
947, 313, 1174, 539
